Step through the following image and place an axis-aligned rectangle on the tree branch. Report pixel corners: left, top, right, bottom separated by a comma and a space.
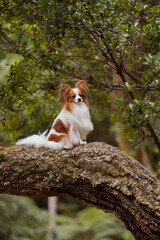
0, 142, 160, 240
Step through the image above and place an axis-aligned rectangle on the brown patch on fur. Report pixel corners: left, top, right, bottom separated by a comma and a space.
65, 102, 74, 112
60, 84, 77, 111
53, 119, 70, 134
65, 89, 77, 111
75, 80, 89, 107
48, 134, 66, 142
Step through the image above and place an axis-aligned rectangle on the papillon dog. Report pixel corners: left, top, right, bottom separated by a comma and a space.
16, 80, 94, 150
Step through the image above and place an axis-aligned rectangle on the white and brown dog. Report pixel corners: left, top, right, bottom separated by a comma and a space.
17, 80, 93, 150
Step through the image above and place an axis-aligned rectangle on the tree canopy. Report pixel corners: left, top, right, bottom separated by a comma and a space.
0, 0, 160, 150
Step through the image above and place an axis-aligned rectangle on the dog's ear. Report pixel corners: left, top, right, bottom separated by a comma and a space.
75, 80, 87, 90
60, 84, 71, 109
75, 80, 89, 107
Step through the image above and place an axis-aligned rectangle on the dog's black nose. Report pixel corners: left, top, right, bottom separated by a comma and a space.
78, 98, 81, 102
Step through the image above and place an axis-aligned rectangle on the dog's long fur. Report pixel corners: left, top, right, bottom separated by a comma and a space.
16, 80, 94, 150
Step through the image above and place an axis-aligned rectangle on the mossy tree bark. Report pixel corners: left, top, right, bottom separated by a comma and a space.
0, 142, 160, 240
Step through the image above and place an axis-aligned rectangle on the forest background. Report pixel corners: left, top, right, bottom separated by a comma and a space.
0, 0, 160, 239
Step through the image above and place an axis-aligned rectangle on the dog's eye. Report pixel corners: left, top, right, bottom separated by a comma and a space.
72, 95, 76, 98
79, 94, 82, 97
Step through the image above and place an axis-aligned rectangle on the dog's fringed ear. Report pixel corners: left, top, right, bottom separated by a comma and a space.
75, 80, 89, 107
60, 84, 71, 109
75, 80, 87, 91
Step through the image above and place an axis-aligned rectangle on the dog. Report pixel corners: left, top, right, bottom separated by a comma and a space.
16, 80, 94, 150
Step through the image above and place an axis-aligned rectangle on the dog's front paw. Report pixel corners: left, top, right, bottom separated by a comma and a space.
80, 140, 87, 145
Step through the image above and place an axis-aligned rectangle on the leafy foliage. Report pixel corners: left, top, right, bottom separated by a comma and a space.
0, 195, 133, 240
0, 0, 160, 150
0, 195, 50, 240
53, 207, 134, 240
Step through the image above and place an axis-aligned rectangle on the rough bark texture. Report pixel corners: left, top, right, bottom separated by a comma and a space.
0, 142, 160, 240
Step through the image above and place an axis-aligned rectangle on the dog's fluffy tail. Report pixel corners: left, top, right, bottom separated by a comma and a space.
16, 131, 64, 150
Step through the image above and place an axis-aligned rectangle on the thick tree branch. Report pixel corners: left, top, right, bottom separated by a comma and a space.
0, 142, 160, 240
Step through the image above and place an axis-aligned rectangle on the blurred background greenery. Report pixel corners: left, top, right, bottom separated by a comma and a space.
0, 194, 133, 240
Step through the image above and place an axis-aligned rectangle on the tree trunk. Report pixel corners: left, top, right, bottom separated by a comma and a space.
48, 196, 58, 228
0, 142, 159, 240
